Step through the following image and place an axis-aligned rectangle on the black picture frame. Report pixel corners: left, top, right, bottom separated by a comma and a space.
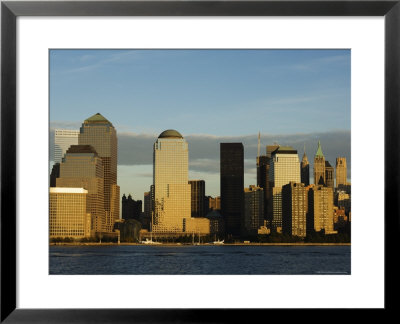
1, 0, 399, 322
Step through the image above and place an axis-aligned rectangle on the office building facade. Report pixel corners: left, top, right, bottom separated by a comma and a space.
56, 145, 105, 234
307, 185, 335, 234
220, 143, 244, 236
189, 180, 206, 218
336, 157, 347, 187
153, 129, 191, 233
282, 182, 307, 238
257, 155, 270, 223
78, 113, 119, 232
49, 187, 91, 238
269, 146, 301, 231
54, 129, 79, 164
244, 185, 264, 235
325, 161, 334, 189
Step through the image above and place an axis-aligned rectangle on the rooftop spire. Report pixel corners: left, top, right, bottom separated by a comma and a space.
302, 143, 309, 164
315, 140, 324, 158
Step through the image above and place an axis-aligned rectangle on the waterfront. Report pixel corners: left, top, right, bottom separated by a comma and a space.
49, 245, 350, 275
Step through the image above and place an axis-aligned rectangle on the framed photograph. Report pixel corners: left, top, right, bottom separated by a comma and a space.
1, 0, 398, 321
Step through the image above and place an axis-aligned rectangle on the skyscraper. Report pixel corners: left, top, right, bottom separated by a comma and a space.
54, 129, 79, 163
189, 180, 206, 218
336, 157, 347, 187
78, 113, 119, 232
220, 143, 244, 236
314, 141, 326, 186
325, 161, 334, 189
244, 185, 264, 235
282, 182, 307, 238
269, 146, 301, 231
257, 155, 270, 222
49, 187, 91, 238
56, 145, 105, 234
307, 185, 335, 234
301, 145, 310, 186
153, 129, 191, 233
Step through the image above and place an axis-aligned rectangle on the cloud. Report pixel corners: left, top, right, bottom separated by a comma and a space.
49, 128, 351, 179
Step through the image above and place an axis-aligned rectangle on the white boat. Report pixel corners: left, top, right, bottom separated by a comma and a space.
141, 238, 161, 245
213, 239, 224, 245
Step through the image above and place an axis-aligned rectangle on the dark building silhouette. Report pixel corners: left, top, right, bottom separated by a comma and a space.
325, 161, 334, 189
189, 180, 206, 218
122, 194, 142, 221
50, 162, 60, 187
257, 155, 270, 223
301, 146, 310, 186
220, 143, 244, 236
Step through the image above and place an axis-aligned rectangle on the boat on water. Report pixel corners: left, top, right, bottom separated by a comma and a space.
213, 239, 224, 245
141, 238, 161, 245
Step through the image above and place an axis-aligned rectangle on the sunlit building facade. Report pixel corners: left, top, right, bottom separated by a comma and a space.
78, 113, 119, 232
56, 145, 105, 234
54, 129, 79, 164
282, 182, 307, 237
153, 129, 191, 233
307, 185, 335, 234
314, 141, 326, 186
325, 161, 334, 189
49, 187, 91, 238
336, 157, 347, 187
269, 146, 301, 231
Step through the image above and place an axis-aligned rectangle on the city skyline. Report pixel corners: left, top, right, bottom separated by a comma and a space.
50, 49, 351, 200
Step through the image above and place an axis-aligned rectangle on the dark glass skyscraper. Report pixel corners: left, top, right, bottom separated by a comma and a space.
257, 155, 270, 223
189, 180, 206, 218
220, 143, 244, 236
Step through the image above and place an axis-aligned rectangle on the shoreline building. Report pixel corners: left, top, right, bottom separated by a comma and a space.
220, 143, 244, 237
300, 145, 310, 186
269, 146, 301, 232
282, 182, 307, 238
244, 185, 264, 235
54, 129, 79, 164
78, 113, 119, 233
49, 187, 91, 239
189, 180, 206, 218
314, 141, 326, 186
56, 145, 105, 235
153, 130, 191, 234
336, 157, 347, 187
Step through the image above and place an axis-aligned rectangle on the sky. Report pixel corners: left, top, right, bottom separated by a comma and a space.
49, 49, 351, 203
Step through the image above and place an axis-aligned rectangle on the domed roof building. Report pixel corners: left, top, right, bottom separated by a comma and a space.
158, 129, 183, 139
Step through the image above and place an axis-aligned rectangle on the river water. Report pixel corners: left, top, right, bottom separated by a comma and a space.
49, 245, 350, 275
